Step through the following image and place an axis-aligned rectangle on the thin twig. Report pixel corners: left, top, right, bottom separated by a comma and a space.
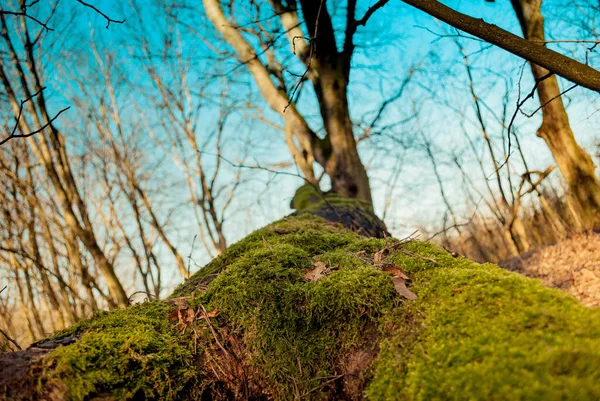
187, 234, 197, 278
1, 87, 70, 146
75, 0, 125, 29
0, 328, 22, 351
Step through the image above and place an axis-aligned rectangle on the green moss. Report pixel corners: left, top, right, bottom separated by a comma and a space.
290, 184, 323, 211
187, 215, 394, 399
367, 246, 600, 400
41, 302, 201, 401
35, 199, 600, 400
290, 184, 375, 214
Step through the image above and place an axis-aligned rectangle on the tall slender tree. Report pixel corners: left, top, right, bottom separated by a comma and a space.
510, 0, 600, 226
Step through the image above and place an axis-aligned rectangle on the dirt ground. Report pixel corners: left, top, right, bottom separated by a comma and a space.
500, 231, 600, 307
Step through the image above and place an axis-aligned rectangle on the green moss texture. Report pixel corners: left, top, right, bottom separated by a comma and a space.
33, 199, 600, 400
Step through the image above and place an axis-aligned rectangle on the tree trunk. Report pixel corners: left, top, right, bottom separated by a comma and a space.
511, 0, 600, 227
204, 0, 373, 207
2, 195, 600, 401
314, 65, 372, 204
299, 0, 372, 204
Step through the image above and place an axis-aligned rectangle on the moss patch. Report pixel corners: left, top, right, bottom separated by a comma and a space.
33, 198, 600, 400
187, 214, 396, 399
368, 246, 600, 400
40, 302, 201, 401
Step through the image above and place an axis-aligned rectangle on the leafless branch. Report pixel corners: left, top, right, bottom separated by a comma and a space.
0, 87, 70, 146
354, 0, 390, 27
75, 0, 125, 29
0, 8, 53, 31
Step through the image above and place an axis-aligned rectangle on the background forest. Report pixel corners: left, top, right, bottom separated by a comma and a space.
1, 0, 599, 349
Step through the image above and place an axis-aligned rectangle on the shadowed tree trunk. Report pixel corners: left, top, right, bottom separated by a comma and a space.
511, 0, 600, 227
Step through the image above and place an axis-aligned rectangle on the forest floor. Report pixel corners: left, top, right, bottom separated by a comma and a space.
500, 230, 600, 307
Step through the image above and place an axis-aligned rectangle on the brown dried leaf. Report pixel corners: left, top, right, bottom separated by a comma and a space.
167, 296, 192, 307
168, 308, 180, 322
206, 309, 221, 318
304, 261, 329, 281
383, 265, 410, 280
172, 306, 196, 329
392, 277, 417, 300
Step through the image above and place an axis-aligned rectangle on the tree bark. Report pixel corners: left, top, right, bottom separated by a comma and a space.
511, 0, 600, 227
298, 0, 373, 203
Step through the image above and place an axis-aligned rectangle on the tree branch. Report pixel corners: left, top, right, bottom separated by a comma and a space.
355, 0, 389, 27
401, 0, 600, 92
0, 8, 53, 31
0, 87, 70, 146
75, 0, 125, 29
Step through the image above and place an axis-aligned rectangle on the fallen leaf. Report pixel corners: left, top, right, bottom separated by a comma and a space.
304, 261, 329, 281
206, 309, 221, 318
171, 306, 197, 330
392, 277, 417, 300
168, 309, 180, 322
383, 265, 410, 280
167, 297, 192, 307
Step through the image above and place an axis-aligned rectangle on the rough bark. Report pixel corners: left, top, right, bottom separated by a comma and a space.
511, 0, 600, 227
297, 0, 372, 203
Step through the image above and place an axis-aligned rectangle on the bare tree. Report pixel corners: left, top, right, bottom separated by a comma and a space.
200, 0, 381, 206
125, 5, 246, 258
0, 12, 129, 306
508, 0, 600, 226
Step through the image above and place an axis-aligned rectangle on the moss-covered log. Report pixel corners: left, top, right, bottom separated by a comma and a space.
2, 193, 600, 400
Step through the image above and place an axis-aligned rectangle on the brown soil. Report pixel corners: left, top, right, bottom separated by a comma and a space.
500, 231, 600, 307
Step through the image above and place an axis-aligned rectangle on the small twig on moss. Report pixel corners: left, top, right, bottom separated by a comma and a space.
127, 291, 157, 303
400, 249, 437, 264
427, 202, 481, 241
302, 373, 346, 397
187, 234, 197, 278
198, 304, 230, 357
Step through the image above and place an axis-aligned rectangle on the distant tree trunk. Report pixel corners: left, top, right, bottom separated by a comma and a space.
511, 0, 600, 227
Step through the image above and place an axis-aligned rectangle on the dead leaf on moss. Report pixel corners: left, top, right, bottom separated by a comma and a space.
206, 309, 221, 318
392, 277, 417, 300
383, 265, 410, 280
168, 306, 197, 330
167, 296, 192, 307
304, 261, 329, 281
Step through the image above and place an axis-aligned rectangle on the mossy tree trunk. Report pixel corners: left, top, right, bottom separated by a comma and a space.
2, 196, 600, 401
